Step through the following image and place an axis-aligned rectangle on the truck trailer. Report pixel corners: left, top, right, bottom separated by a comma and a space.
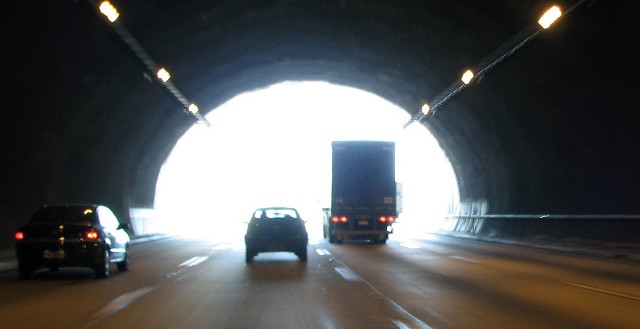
323, 141, 397, 243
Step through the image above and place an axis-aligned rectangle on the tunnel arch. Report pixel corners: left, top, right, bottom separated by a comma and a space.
125, 61, 502, 221
2, 0, 639, 249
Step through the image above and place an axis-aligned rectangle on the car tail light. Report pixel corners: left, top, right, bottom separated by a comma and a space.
379, 216, 395, 223
331, 216, 348, 223
15, 232, 25, 241
85, 229, 100, 241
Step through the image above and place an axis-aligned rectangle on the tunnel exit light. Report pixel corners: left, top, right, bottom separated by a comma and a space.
538, 6, 562, 29
99, 1, 120, 23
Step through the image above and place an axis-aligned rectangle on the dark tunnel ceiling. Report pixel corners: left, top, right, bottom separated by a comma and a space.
2, 0, 640, 224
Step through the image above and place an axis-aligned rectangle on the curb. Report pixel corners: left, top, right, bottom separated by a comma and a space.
0, 250, 17, 273
438, 231, 640, 262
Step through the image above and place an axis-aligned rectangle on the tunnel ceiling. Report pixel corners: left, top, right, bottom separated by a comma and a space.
2, 0, 639, 228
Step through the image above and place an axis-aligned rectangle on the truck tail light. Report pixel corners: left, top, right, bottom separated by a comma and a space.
85, 228, 100, 241
15, 231, 25, 241
379, 216, 395, 223
331, 216, 348, 223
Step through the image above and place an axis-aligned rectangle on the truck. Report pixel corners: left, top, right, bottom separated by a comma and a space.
323, 141, 397, 243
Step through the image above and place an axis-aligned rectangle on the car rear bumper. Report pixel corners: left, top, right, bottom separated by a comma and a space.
16, 242, 104, 269
331, 229, 389, 240
245, 236, 308, 253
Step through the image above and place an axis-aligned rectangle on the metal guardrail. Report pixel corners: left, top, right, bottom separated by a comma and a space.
447, 214, 640, 220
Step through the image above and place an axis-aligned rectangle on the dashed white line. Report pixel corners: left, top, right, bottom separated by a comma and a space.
179, 256, 209, 268
400, 242, 422, 249
316, 248, 331, 256
84, 287, 156, 327
335, 267, 361, 281
448, 255, 481, 263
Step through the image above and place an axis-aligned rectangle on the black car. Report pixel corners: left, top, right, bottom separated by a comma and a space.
15, 204, 131, 279
244, 207, 308, 263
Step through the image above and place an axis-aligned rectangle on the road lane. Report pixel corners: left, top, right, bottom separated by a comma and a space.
87, 240, 429, 329
0, 238, 215, 329
326, 233, 640, 328
1, 234, 639, 328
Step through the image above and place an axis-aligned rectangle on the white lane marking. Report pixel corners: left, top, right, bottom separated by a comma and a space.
179, 256, 209, 268
330, 259, 433, 329
308, 238, 322, 245
392, 320, 411, 329
335, 267, 361, 281
91, 287, 155, 319
448, 255, 481, 263
400, 242, 421, 249
316, 248, 331, 256
564, 282, 640, 301
385, 297, 434, 329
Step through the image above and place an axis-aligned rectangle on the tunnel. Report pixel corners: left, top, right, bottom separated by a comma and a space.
2, 0, 639, 248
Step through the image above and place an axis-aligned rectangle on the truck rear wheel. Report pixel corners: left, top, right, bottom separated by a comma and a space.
373, 235, 388, 244
329, 233, 343, 244
18, 260, 32, 279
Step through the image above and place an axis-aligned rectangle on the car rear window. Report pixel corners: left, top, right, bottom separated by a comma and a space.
254, 209, 299, 220
30, 207, 98, 224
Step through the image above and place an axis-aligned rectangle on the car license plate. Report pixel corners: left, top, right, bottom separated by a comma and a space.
43, 250, 65, 259
358, 220, 369, 225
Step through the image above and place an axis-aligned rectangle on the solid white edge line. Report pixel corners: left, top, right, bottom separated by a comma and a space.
392, 319, 411, 329
564, 282, 640, 301
332, 262, 433, 329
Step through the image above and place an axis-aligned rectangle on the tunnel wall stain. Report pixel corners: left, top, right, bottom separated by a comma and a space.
447, 216, 640, 246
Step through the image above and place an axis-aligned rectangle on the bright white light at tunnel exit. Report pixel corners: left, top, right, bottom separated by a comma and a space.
153, 81, 459, 241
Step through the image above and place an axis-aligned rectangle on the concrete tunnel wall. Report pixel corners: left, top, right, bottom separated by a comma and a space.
1, 0, 639, 248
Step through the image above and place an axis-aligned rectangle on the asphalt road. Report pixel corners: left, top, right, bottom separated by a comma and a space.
1, 230, 639, 329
